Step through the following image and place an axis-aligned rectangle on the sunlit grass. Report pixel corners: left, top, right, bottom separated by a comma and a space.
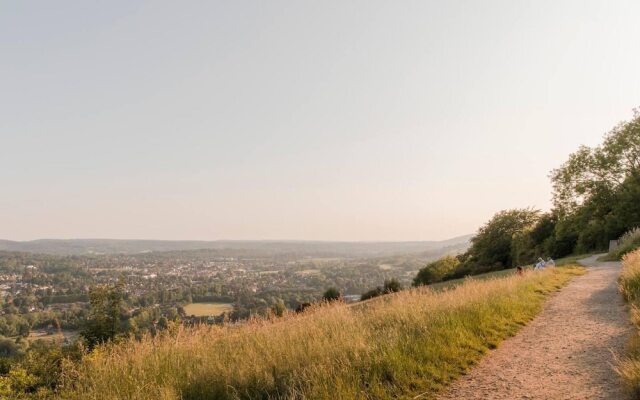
61, 266, 583, 400
182, 302, 234, 317
616, 249, 640, 397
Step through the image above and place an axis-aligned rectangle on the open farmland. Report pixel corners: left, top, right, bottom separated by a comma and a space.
183, 302, 234, 317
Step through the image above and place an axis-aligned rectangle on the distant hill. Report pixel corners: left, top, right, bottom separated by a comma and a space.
0, 235, 472, 257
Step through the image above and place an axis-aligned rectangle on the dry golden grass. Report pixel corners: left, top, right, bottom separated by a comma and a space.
620, 250, 640, 302
616, 249, 640, 397
61, 266, 583, 400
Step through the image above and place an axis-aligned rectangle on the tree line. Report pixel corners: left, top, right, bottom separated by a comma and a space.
415, 109, 640, 285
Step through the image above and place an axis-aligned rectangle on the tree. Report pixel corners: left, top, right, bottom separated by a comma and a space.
549, 111, 640, 253
465, 208, 540, 269
413, 256, 461, 286
607, 177, 640, 237
81, 280, 124, 348
322, 287, 341, 302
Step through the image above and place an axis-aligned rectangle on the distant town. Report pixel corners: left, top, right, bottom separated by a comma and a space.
0, 238, 470, 342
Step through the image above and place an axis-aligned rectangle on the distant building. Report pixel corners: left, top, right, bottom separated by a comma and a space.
343, 294, 361, 303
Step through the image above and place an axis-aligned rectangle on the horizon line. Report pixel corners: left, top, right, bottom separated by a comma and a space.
0, 234, 474, 244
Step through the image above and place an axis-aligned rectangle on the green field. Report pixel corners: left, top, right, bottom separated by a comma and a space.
19, 329, 79, 344
183, 302, 234, 317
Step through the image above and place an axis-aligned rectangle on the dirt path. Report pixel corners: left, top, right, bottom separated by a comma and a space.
438, 255, 633, 400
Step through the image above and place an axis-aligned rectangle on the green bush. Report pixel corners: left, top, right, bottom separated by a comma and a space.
383, 278, 402, 293
360, 287, 383, 301
413, 256, 460, 286
361, 279, 403, 301
322, 287, 341, 302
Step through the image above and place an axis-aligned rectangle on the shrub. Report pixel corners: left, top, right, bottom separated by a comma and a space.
382, 278, 402, 293
361, 279, 403, 301
0, 367, 38, 397
0, 339, 84, 398
360, 287, 383, 301
413, 256, 461, 286
0, 337, 19, 358
270, 300, 287, 317
322, 287, 341, 302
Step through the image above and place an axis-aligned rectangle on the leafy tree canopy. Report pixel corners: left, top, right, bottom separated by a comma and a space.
413, 255, 461, 286
551, 110, 640, 214
466, 208, 540, 268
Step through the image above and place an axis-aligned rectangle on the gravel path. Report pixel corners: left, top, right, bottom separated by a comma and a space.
438, 255, 632, 400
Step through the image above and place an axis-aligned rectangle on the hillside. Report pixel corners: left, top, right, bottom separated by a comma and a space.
0, 236, 472, 257
441, 255, 629, 399
59, 266, 582, 399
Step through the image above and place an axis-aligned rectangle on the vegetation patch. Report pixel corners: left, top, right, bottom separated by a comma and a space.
616, 249, 640, 396
421, 111, 640, 282
61, 266, 583, 400
183, 303, 234, 317
607, 228, 640, 261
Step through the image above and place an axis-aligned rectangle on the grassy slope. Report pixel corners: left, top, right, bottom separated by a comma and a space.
615, 249, 640, 396
603, 246, 640, 262
62, 266, 584, 400
425, 253, 588, 291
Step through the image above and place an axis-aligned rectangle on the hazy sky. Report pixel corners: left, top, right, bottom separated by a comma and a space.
1, 1, 639, 241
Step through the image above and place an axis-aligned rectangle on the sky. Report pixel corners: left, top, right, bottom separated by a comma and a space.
1, 0, 639, 242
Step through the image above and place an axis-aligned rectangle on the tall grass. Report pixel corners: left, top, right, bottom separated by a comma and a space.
61, 267, 583, 400
616, 249, 640, 397
610, 227, 640, 261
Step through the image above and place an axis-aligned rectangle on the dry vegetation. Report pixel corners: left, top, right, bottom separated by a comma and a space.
60, 266, 583, 400
609, 227, 640, 261
616, 249, 640, 396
